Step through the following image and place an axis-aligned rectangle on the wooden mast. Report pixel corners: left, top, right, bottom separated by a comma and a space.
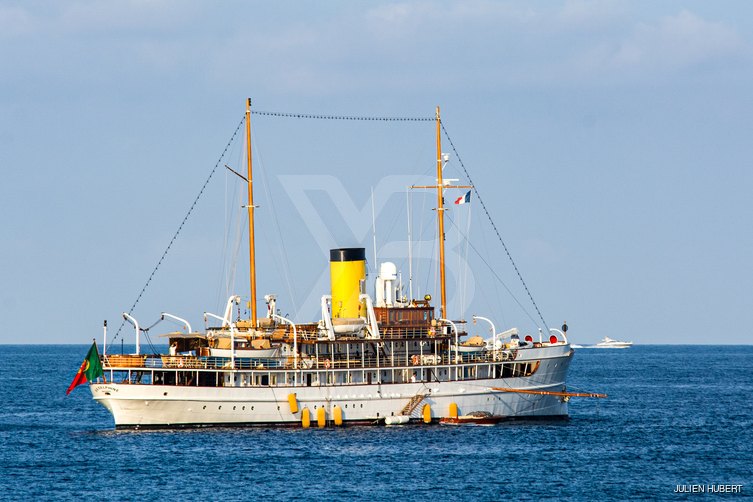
410, 106, 471, 321
245, 98, 258, 326
435, 106, 448, 320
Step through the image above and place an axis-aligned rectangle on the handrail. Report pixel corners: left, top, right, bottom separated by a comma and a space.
100, 343, 562, 372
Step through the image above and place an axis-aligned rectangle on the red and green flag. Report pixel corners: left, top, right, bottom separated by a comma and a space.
66, 342, 104, 395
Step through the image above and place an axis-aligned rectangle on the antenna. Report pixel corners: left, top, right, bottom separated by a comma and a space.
406, 188, 413, 301
371, 186, 378, 271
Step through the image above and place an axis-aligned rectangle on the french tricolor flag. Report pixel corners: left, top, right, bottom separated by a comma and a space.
454, 190, 471, 205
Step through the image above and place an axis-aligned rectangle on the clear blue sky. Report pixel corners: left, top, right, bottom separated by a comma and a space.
1, 1, 751, 345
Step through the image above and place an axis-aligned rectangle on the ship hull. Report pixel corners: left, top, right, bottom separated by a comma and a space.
90, 348, 572, 428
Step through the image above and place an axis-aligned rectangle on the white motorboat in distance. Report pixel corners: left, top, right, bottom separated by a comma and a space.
595, 337, 633, 348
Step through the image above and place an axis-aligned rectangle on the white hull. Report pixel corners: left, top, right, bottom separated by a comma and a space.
91, 347, 572, 428
594, 342, 632, 348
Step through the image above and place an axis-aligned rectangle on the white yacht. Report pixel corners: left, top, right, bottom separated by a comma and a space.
595, 337, 633, 348
81, 101, 606, 428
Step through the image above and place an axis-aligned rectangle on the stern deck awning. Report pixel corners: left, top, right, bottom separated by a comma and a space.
158, 332, 207, 340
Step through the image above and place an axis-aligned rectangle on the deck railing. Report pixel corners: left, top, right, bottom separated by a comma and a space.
101, 347, 532, 371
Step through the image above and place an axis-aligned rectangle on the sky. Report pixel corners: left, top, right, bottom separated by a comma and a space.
1, 0, 752, 345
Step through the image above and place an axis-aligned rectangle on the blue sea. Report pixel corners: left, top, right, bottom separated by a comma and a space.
1, 345, 750, 501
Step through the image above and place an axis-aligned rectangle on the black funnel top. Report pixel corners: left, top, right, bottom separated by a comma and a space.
330, 248, 366, 262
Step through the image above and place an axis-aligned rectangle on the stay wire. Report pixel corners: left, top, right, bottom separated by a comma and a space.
440, 122, 549, 332
250, 110, 433, 122
110, 115, 246, 346
446, 214, 540, 328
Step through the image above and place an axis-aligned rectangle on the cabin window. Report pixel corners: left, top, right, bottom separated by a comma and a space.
500, 361, 541, 378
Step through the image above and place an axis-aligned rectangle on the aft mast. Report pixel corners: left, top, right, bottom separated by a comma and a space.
411, 107, 471, 320
245, 98, 258, 326
435, 107, 448, 320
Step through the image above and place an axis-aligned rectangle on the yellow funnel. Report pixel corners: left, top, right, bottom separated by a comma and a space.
330, 248, 366, 319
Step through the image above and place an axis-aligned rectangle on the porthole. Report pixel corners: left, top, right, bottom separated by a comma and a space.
360, 404, 363, 408
219, 406, 222, 410
242, 406, 246, 410
277, 406, 280, 410
233, 406, 236, 410
251, 406, 255, 411
203, 405, 206, 410
163, 392, 168, 396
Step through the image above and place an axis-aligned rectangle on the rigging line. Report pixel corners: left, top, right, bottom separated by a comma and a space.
111, 115, 246, 345
227, 208, 245, 310
218, 146, 243, 310
460, 203, 472, 319
482, 222, 508, 328
446, 213, 541, 328
440, 122, 549, 331
250, 110, 434, 122
251, 123, 299, 317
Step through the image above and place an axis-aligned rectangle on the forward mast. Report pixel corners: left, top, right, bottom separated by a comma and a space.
246, 98, 258, 326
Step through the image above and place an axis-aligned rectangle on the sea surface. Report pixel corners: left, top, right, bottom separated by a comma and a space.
0, 344, 750, 501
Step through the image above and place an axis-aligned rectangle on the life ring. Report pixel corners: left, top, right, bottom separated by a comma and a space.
428, 328, 436, 337
324, 359, 331, 369
411, 355, 420, 365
